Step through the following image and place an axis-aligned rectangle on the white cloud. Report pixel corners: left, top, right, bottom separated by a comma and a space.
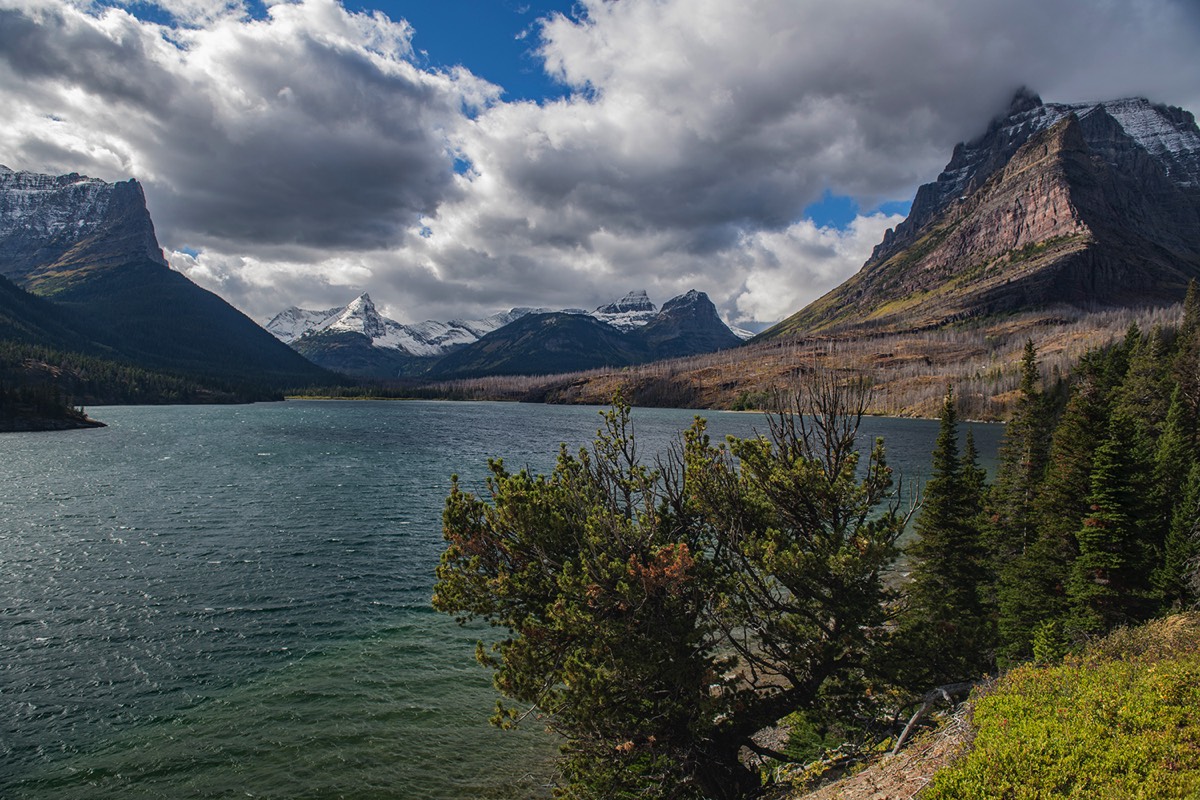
2, 0, 1198, 325
734, 213, 906, 323
0, 0, 495, 251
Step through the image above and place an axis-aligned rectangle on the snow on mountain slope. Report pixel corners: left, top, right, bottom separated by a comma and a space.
0, 164, 167, 281
591, 289, 659, 331
728, 324, 756, 341
266, 294, 541, 358
264, 305, 343, 344
0, 166, 111, 239
267, 289, 748, 362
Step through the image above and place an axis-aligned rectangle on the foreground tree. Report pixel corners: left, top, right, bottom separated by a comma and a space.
1067, 411, 1157, 634
433, 377, 910, 798
686, 375, 912, 762
892, 387, 992, 687
987, 340, 1051, 562
433, 402, 720, 798
995, 353, 1113, 662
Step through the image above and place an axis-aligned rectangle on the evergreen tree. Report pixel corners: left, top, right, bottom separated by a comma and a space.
1113, 325, 1172, 444
1068, 411, 1157, 635
995, 359, 1113, 662
988, 340, 1051, 562
1174, 279, 1200, 422
894, 388, 992, 687
434, 383, 910, 799
1159, 460, 1200, 609
961, 428, 988, 511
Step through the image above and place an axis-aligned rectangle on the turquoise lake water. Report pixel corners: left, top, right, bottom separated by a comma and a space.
0, 400, 1003, 798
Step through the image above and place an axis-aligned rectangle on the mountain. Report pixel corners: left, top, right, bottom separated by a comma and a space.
0, 166, 331, 394
764, 91, 1200, 336
425, 312, 645, 379
268, 293, 541, 377
264, 304, 345, 345
0, 270, 92, 350
0, 165, 166, 292
426, 290, 741, 380
269, 288, 742, 378
638, 289, 744, 358
591, 289, 659, 331
271, 293, 538, 355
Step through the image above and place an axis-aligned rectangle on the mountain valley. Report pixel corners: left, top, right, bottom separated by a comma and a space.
3, 91, 1199, 419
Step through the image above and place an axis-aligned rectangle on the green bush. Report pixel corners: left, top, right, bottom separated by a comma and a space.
925, 615, 1200, 799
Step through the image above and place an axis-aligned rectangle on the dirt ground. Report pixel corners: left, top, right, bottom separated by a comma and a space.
789, 705, 974, 800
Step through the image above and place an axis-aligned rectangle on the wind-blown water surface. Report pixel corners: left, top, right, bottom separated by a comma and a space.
0, 400, 1002, 798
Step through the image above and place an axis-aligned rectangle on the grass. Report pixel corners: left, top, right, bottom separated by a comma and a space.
404, 302, 1186, 420
924, 614, 1200, 799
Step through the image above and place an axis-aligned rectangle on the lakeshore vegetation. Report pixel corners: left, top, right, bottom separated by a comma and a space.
433, 282, 1200, 798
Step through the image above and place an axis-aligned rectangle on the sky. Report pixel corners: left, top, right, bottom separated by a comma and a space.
1, 1, 1199, 329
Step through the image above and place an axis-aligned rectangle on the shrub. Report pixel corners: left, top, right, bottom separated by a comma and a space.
925, 614, 1200, 799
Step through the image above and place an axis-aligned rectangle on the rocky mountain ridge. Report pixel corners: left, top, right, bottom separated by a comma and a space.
591, 289, 660, 331
425, 289, 743, 380
766, 91, 1200, 336
266, 294, 541, 355
0, 165, 330, 394
268, 287, 747, 378
0, 165, 167, 290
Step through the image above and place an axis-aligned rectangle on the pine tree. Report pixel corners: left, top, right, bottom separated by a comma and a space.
1113, 325, 1172, 444
995, 358, 1111, 662
1159, 460, 1200, 609
961, 428, 988, 509
1174, 279, 1200, 421
1068, 411, 1157, 635
986, 340, 1052, 652
988, 340, 1051, 562
894, 388, 992, 687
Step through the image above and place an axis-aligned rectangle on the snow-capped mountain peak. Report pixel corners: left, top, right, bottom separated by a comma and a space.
267, 288, 749, 369
265, 296, 544, 358
263, 305, 343, 344
320, 293, 389, 339
596, 289, 655, 314
591, 289, 659, 331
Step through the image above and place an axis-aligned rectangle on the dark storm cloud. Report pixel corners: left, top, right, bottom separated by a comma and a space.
0, 0, 493, 254
0, 6, 174, 107
499, 0, 1200, 259
2, 0, 1198, 325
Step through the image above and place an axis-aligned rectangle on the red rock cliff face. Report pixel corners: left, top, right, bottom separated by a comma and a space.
764, 94, 1200, 337
906, 119, 1092, 293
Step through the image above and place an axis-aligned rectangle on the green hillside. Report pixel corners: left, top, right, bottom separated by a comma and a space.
926, 614, 1200, 799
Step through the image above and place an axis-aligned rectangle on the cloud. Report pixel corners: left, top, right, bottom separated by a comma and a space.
2, 0, 1198, 325
396, 0, 1200, 323
732, 213, 906, 323
0, 0, 496, 254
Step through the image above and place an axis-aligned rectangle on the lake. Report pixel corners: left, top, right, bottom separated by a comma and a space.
0, 400, 1003, 798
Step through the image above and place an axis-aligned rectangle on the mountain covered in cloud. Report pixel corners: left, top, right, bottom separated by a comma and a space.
268, 289, 745, 378
764, 91, 1200, 336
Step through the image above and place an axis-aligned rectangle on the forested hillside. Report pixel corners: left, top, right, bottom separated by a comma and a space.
432, 280, 1200, 799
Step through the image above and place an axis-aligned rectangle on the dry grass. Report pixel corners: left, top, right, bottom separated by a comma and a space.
775, 704, 976, 800
416, 304, 1184, 420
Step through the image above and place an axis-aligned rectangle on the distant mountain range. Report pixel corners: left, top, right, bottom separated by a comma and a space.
0, 165, 331, 402
763, 90, 1200, 337
267, 289, 748, 378
6, 88, 1199, 410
